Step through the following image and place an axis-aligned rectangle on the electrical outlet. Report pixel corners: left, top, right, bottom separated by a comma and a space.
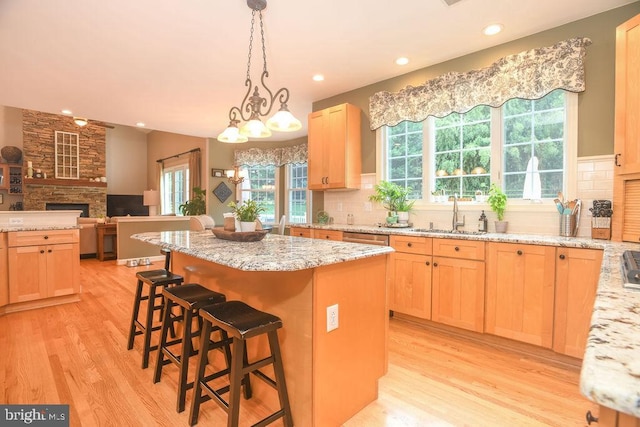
364, 202, 372, 212
327, 304, 339, 332
337, 202, 343, 212
9, 217, 24, 225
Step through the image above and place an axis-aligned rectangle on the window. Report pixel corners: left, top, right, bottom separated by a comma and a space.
381, 90, 576, 202
54, 131, 80, 179
238, 165, 278, 224
286, 163, 310, 224
162, 164, 189, 215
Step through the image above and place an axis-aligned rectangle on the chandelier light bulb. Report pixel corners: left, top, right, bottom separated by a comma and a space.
217, 120, 249, 143
240, 118, 272, 138
266, 105, 302, 132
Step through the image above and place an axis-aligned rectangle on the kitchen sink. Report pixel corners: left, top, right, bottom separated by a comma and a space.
409, 228, 486, 235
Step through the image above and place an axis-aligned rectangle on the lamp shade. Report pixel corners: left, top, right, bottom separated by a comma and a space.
217, 121, 249, 143
266, 106, 302, 132
240, 118, 272, 138
143, 190, 160, 206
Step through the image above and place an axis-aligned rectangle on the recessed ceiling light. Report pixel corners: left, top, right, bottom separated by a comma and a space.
136, 122, 146, 127
483, 23, 503, 36
61, 109, 73, 115
396, 57, 409, 66
312, 74, 324, 82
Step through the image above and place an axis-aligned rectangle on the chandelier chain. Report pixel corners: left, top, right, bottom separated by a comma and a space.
246, 9, 257, 81
259, 11, 267, 74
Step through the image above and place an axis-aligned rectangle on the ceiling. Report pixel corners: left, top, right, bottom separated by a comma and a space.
0, 0, 636, 141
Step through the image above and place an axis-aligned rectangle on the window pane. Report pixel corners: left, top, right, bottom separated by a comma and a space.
386, 121, 424, 198
288, 163, 308, 224
240, 165, 277, 224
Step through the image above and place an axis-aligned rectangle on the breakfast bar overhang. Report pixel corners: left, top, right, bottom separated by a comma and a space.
132, 230, 393, 426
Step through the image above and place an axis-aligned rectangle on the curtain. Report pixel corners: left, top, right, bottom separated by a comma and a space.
369, 37, 592, 130
156, 161, 164, 213
233, 143, 308, 166
188, 149, 201, 197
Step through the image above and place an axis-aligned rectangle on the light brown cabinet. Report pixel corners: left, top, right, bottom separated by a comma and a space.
598, 406, 640, 427
0, 163, 22, 194
313, 229, 344, 241
0, 233, 8, 308
8, 229, 80, 304
289, 226, 312, 238
388, 235, 432, 319
308, 103, 361, 190
485, 242, 556, 348
431, 239, 485, 332
553, 247, 603, 358
613, 13, 640, 242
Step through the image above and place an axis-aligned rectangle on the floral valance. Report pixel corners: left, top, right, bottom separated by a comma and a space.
234, 143, 307, 166
369, 37, 592, 130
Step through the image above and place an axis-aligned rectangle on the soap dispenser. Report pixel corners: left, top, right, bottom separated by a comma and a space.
478, 210, 488, 232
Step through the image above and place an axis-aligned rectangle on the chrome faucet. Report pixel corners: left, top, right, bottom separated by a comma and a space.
452, 194, 465, 231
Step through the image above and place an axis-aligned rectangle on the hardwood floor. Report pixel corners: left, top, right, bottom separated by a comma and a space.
0, 258, 597, 426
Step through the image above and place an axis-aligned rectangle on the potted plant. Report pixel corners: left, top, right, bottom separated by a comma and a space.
228, 199, 265, 232
487, 183, 508, 233
369, 181, 415, 224
179, 187, 206, 216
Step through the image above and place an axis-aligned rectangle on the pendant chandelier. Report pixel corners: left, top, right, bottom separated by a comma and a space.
217, 0, 301, 143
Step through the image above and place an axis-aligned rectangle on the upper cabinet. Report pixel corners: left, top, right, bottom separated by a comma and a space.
614, 13, 640, 175
613, 13, 640, 242
308, 103, 361, 190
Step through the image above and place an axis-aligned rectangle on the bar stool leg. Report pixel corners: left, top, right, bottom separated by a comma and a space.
142, 284, 158, 369
153, 298, 174, 384
268, 330, 293, 427
189, 320, 213, 426
177, 308, 194, 413
227, 337, 245, 427
126, 280, 144, 350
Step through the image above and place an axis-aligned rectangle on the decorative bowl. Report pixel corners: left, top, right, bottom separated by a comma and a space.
1, 146, 22, 163
211, 228, 269, 242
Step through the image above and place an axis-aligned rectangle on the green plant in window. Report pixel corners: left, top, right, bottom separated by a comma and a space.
487, 183, 507, 221
369, 181, 415, 212
228, 199, 265, 222
179, 187, 206, 216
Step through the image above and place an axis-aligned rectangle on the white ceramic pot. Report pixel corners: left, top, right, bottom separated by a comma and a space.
397, 211, 410, 224
494, 220, 508, 233
240, 221, 256, 232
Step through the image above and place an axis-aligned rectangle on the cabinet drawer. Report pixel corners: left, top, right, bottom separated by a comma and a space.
313, 229, 344, 241
433, 238, 484, 260
290, 227, 312, 238
390, 235, 432, 255
8, 229, 79, 247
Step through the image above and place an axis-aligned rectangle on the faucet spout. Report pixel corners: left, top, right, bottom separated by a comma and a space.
452, 194, 465, 231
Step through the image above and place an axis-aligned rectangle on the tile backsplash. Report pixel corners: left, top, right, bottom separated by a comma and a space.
322, 155, 614, 238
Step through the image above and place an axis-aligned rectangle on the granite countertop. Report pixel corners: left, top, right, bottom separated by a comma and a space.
0, 225, 79, 232
134, 225, 640, 417
131, 230, 393, 272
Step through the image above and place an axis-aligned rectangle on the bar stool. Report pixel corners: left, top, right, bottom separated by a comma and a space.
127, 248, 184, 369
189, 301, 293, 427
153, 283, 229, 413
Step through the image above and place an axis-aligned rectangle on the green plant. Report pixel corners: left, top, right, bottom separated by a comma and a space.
179, 187, 206, 216
487, 183, 507, 221
228, 199, 265, 222
369, 181, 415, 212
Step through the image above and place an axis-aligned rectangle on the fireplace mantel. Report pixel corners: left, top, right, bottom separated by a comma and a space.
24, 178, 107, 188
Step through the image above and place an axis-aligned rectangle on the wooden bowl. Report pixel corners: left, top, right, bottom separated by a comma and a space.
211, 228, 269, 242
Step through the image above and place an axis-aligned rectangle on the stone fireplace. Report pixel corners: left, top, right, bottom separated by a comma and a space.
46, 202, 90, 218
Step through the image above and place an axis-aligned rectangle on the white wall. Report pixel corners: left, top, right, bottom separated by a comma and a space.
106, 125, 149, 194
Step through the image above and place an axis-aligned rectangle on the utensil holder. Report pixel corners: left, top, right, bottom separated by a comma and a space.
559, 213, 578, 237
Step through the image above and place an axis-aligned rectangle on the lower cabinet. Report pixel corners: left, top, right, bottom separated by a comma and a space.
598, 406, 640, 427
313, 229, 343, 241
289, 227, 312, 238
485, 242, 556, 348
0, 233, 8, 308
8, 230, 80, 304
388, 235, 432, 319
431, 239, 485, 332
554, 247, 603, 358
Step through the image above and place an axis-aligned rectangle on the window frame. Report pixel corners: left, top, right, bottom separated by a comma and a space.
376, 92, 578, 211
161, 162, 190, 215
238, 164, 280, 225
284, 162, 311, 224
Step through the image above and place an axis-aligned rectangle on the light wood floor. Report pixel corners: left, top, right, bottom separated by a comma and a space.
0, 258, 597, 426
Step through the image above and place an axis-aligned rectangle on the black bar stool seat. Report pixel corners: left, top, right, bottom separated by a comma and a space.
189, 301, 293, 427
154, 284, 229, 413
127, 248, 184, 369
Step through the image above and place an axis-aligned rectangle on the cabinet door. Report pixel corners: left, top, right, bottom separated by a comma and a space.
47, 243, 80, 297
325, 105, 348, 189
0, 233, 7, 307
432, 256, 485, 332
0, 164, 8, 190
485, 242, 556, 348
313, 229, 343, 241
388, 252, 431, 319
8, 245, 47, 303
307, 110, 327, 189
614, 14, 640, 175
554, 248, 603, 358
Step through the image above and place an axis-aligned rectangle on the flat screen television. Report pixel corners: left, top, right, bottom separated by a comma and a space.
107, 194, 149, 217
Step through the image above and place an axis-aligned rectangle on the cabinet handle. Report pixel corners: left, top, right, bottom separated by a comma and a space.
433, 262, 438, 267
517, 250, 523, 255
559, 254, 565, 260
454, 246, 460, 251
585, 410, 598, 425
44, 235, 49, 240
425, 261, 430, 266
407, 242, 412, 247
48, 249, 52, 253
40, 249, 45, 254
615, 153, 621, 167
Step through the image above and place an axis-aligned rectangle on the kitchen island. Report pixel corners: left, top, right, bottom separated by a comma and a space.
132, 230, 393, 427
